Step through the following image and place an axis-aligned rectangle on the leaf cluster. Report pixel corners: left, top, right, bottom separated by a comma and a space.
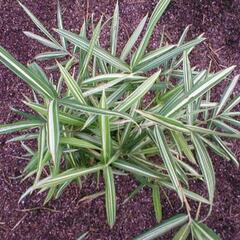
0, 1, 239, 239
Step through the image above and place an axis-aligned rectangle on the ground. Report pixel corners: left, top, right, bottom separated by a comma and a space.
0, 0, 240, 239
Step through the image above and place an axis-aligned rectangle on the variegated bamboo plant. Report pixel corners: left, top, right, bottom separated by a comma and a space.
0, 1, 239, 239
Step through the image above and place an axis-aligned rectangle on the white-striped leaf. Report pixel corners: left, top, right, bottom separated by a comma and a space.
151, 126, 184, 202
48, 100, 60, 165
60, 137, 101, 150
192, 134, 215, 204
60, 99, 136, 123
152, 184, 162, 223
55, 29, 130, 72
103, 166, 116, 228
192, 221, 221, 240
131, 0, 171, 66
19, 1, 61, 47
24, 101, 85, 126
134, 214, 188, 240
100, 92, 112, 164
215, 74, 239, 115
0, 120, 42, 134
58, 63, 86, 104
120, 14, 148, 61
116, 70, 161, 112
0, 46, 57, 99
57, 0, 67, 49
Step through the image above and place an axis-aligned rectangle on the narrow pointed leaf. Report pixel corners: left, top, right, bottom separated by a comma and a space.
24, 101, 84, 126
160, 66, 235, 117
103, 166, 116, 228
192, 134, 215, 204
0, 120, 42, 134
173, 223, 190, 240
58, 63, 86, 104
24, 31, 62, 50
120, 14, 148, 60
35, 126, 47, 182
137, 110, 190, 133
135, 37, 204, 72
111, 2, 119, 57
134, 214, 188, 240
116, 70, 161, 112
60, 99, 136, 123
55, 29, 130, 72
113, 160, 164, 179
57, 0, 67, 49
79, 18, 102, 80
151, 127, 183, 201
48, 100, 60, 165
131, 0, 171, 66
192, 221, 221, 240
152, 184, 162, 223
60, 137, 101, 150
35, 51, 68, 61
0, 46, 57, 99
100, 92, 112, 163
215, 74, 239, 115
19, 1, 61, 47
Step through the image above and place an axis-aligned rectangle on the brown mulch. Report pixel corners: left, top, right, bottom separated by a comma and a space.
0, 0, 240, 239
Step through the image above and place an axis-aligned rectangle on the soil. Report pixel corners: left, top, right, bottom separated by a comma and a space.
0, 0, 240, 239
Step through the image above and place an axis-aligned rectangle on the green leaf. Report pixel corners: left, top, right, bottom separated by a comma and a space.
82, 73, 145, 85
48, 100, 60, 165
183, 51, 193, 124
135, 37, 204, 72
131, 0, 171, 66
35, 51, 68, 61
60, 137, 101, 150
151, 127, 184, 202
35, 126, 47, 182
55, 29, 130, 72
58, 63, 86, 104
83, 74, 138, 97
0, 120, 42, 134
133, 214, 188, 240
137, 45, 175, 67
110, 2, 119, 57
173, 223, 190, 240
78, 18, 102, 81
103, 166, 116, 228
192, 221, 221, 240
120, 14, 148, 61
100, 92, 112, 163
113, 160, 163, 179
24, 31, 62, 50
215, 74, 239, 115
18, 1, 61, 47
116, 70, 161, 112
57, 0, 67, 49
192, 134, 215, 204
213, 136, 239, 167
24, 165, 104, 191
0, 46, 57, 99
7, 133, 38, 143
160, 66, 235, 117
24, 101, 84, 126
28, 62, 49, 84
224, 94, 240, 113
76, 232, 89, 240
60, 99, 136, 124
137, 110, 191, 133
171, 131, 196, 164
152, 184, 162, 223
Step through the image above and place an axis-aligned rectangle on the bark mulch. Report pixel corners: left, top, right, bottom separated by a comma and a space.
0, 0, 240, 239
